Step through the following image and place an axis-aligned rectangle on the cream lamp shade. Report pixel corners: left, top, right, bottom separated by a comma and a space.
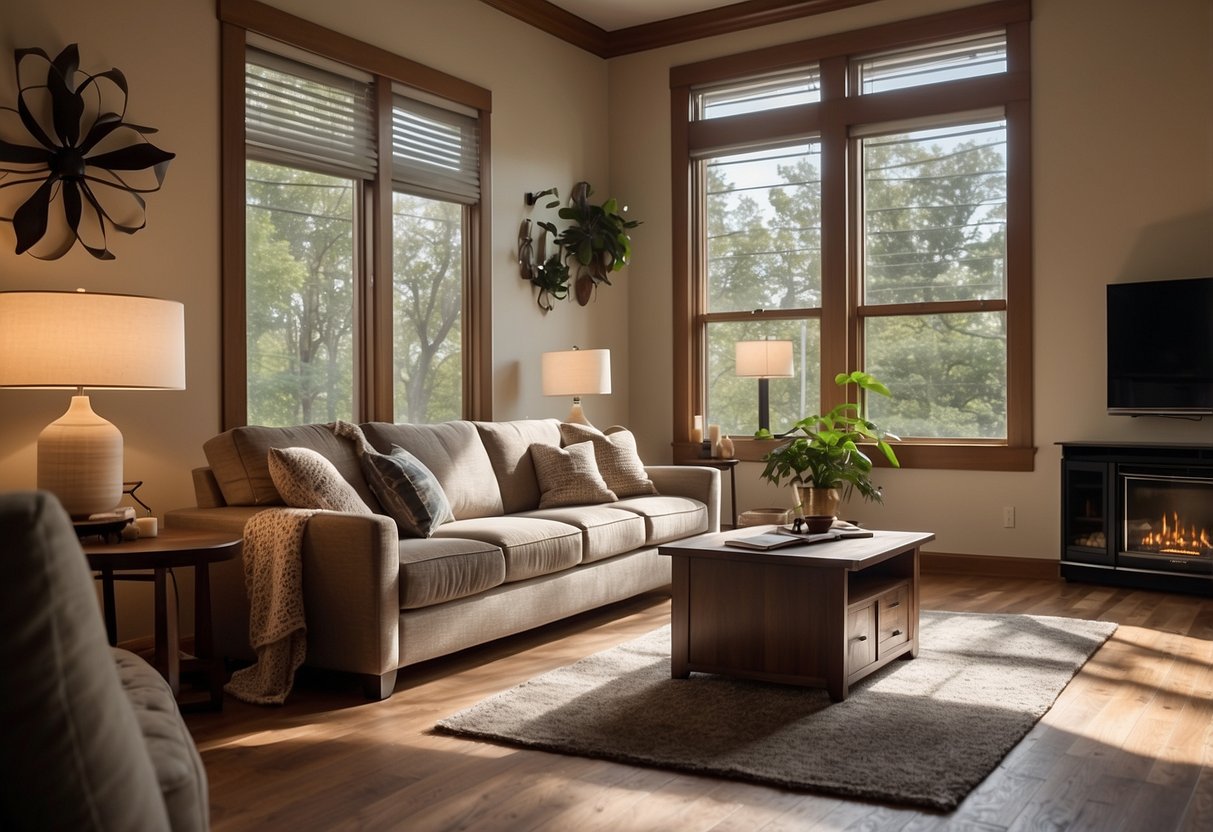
735, 339, 794, 433
0, 290, 186, 518
735, 340, 794, 378
542, 347, 611, 425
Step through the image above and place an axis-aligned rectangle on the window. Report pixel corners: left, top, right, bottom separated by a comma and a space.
672, 0, 1033, 470
702, 142, 822, 436
389, 92, 482, 423
220, 1, 491, 429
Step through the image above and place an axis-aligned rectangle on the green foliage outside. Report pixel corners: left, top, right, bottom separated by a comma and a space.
246, 162, 355, 426
705, 120, 1009, 439
245, 162, 463, 426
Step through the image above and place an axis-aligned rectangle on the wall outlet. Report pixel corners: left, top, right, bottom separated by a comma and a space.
1002, 506, 1015, 528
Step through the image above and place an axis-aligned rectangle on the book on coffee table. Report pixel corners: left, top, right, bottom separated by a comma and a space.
726, 530, 840, 550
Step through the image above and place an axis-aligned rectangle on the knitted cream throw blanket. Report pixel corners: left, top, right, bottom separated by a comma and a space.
224, 508, 318, 705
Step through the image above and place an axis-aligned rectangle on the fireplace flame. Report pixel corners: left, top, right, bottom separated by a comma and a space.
1138, 512, 1212, 556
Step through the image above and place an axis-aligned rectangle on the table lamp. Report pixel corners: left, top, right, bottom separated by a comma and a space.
0, 290, 186, 518
735, 339, 793, 433
541, 347, 611, 425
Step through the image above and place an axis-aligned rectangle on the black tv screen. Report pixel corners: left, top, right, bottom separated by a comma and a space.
1107, 276, 1213, 415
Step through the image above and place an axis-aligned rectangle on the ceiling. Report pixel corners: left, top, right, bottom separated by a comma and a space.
476, 0, 881, 58
545, 0, 739, 31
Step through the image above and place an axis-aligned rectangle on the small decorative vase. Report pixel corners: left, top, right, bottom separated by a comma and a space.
795, 485, 841, 521
720, 436, 735, 458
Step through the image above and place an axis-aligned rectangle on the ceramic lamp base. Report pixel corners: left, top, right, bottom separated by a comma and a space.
37, 395, 123, 518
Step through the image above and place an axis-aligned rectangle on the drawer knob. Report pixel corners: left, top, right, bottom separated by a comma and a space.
887, 601, 901, 608
892, 629, 902, 636
855, 635, 868, 642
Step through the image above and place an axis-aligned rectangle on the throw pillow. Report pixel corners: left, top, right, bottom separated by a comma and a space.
530, 441, 617, 508
360, 444, 455, 538
267, 447, 374, 514
559, 423, 658, 498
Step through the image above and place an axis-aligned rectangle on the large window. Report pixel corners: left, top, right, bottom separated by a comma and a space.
220, 0, 491, 428
672, 0, 1033, 470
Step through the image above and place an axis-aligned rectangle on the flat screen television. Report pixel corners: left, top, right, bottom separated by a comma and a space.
1107, 276, 1213, 415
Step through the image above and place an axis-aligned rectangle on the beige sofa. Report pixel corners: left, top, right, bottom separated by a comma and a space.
167, 419, 718, 699
1, 491, 209, 831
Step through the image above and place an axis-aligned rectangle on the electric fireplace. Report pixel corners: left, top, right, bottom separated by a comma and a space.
1061, 442, 1213, 594
1119, 473, 1213, 575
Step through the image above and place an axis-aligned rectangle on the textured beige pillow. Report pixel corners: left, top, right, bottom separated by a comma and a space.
267, 447, 374, 514
560, 423, 657, 498
530, 441, 617, 508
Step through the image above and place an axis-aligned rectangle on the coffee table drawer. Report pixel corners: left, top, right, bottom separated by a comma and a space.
878, 584, 910, 646
847, 604, 877, 672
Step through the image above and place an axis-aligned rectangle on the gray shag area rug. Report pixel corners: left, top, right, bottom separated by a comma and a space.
436, 611, 1116, 810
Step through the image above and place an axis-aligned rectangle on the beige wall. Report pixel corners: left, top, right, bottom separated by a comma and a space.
1, 0, 1211, 638
0, 0, 618, 640
613, 0, 1213, 559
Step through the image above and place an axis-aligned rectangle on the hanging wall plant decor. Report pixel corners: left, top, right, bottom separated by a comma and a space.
0, 44, 175, 260
538, 182, 641, 306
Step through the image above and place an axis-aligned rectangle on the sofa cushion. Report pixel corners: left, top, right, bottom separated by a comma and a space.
204, 423, 379, 510
433, 516, 582, 582
560, 423, 658, 498
268, 447, 375, 514
520, 505, 647, 564
474, 419, 562, 514
113, 648, 209, 832
362, 421, 504, 519
613, 495, 710, 544
397, 537, 505, 609
363, 445, 454, 538
531, 441, 617, 508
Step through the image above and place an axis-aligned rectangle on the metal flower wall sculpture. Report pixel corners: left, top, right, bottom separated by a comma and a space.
0, 44, 174, 259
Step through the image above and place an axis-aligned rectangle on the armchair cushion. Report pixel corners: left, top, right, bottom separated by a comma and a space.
0, 491, 205, 831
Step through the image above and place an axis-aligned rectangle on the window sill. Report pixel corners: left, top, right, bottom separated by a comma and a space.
675, 438, 1037, 472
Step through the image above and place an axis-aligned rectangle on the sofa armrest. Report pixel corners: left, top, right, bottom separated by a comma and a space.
300, 512, 400, 678
165, 507, 400, 679
646, 465, 720, 533
191, 467, 226, 509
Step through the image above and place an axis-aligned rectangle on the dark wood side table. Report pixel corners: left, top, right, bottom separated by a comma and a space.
674, 457, 739, 529
82, 529, 240, 712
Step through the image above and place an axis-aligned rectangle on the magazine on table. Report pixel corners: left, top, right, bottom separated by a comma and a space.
725, 520, 873, 551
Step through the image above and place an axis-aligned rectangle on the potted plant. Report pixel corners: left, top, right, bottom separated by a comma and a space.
758, 370, 900, 522
538, 181, 641, 305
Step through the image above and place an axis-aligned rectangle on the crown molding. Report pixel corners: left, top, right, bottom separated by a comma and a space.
478, 0, 884, 58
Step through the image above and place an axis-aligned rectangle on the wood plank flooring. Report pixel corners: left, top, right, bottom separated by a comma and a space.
184, 574, 1213, 831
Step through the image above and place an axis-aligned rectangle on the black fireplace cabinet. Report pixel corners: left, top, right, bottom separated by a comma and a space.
1060, 442, 1213, 596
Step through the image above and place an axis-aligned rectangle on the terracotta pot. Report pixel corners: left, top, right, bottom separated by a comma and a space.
795, 486, 841, 520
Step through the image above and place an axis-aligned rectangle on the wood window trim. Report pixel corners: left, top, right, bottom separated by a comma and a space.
670, 0, 1035, 473
218, 0, 492, 429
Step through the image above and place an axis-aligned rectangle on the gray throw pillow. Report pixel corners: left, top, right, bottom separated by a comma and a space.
530, 441, 617, 508
361, 444, 454, 538
560, 423, 657, 498
267, 447, 373, 514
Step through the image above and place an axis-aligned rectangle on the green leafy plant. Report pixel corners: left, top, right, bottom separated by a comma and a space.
531, 253, 570, 311
758, 371, 900, 503
537, 181, 641, 286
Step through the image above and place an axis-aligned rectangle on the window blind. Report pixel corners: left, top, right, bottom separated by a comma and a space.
245, 48, 376, 179
392, 93, 480, 203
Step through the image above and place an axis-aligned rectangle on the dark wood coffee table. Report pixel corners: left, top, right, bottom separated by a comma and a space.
658, 526, 934, 701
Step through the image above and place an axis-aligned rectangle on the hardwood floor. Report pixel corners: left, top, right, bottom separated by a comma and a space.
184, 574, 1213, 831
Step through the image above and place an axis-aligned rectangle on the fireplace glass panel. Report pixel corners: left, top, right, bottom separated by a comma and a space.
1121, 474, 1213, 573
